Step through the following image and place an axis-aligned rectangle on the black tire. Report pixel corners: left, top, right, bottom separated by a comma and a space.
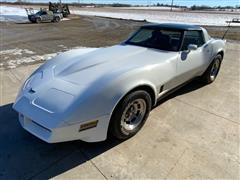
109, 90, 152, 140
201, 54, 222, 84
36, 18, 41, 24
54, 17, 60, 23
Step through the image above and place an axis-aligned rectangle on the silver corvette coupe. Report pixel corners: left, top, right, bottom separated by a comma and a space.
13, 23, 225, 143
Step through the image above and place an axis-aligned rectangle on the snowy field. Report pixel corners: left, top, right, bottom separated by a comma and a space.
118, 6, 240, 12
71, 7, 240, 26
117, 6, 183, 11
0, 5, 69, 22
1, 5, 240, 26
0, 5, 31, 22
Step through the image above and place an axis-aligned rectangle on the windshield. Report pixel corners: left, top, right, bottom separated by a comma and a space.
36, 11, 48, 15
36, 11, 42, 15
125, 27, 183, 51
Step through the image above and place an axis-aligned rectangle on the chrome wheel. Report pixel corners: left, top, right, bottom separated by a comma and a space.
210, 59, 220, 81
55, 17, 60, 22
120, 98, 146, 134
109, 90, 151, 140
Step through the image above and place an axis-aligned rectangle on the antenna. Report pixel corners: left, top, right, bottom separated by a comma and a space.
223, 18, 240, 39
222, 21, 231, 40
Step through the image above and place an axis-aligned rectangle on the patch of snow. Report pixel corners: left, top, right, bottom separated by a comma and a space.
70, 46, 98, 52
6, 53, 57, 69
1, 46, 98, 69
42, 53, 58, 60
62, 18, 70, 21
0, 48, 35, 56
23, 49, 35, 54
57, 44, 68, 50
119, 6, 182, 10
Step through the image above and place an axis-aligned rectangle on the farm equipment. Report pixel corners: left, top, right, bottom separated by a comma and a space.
49, 2, 70, 17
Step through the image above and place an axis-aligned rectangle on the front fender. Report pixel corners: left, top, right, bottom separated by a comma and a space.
65, 67, 158, 126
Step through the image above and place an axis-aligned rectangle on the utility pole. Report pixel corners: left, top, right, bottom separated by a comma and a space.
170, 0, 174, 11
147, 0, 151, 7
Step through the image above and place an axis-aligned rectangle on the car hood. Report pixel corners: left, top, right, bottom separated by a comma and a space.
40, 44, 178, 85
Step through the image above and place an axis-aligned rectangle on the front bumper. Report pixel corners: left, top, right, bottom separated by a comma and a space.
13, 69, 111, 143
18, 113, 110, 143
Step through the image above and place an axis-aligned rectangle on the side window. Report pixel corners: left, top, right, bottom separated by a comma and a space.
160, 30, 182, 51
181, 31, 204, 50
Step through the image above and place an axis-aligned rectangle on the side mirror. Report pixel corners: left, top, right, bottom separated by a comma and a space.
187, 44, 198, 51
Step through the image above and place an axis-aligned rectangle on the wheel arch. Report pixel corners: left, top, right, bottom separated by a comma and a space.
217, 50, 224, 59
209, 49, 224, 66
110, 84, 157, 119
125, 85, 156, 107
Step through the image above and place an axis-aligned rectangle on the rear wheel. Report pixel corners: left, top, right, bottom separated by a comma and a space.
201, 54, 222, 84
109, 90, 152, 140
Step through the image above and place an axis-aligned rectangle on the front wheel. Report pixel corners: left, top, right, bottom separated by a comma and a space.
109, 90, 152, 140
36, 18, 41, 24
54, 17, 60, 23
201, 54, 222, 84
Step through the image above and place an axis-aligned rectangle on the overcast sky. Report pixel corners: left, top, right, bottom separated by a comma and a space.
1, 0, 240, 7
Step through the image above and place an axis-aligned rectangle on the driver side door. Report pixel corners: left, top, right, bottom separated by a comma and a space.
176, 30, 212, 85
